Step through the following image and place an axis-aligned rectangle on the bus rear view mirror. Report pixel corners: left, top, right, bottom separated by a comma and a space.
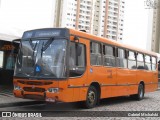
158, 60, 160, 71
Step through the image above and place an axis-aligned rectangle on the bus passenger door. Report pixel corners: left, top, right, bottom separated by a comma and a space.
68, 39, 88, 102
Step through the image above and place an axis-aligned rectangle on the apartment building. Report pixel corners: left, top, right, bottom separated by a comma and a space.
146, 0, 160, 53
53, 0, 94, 33
150, 0, 160, 53
92, 0, 125, 41
53, 0, 125, 41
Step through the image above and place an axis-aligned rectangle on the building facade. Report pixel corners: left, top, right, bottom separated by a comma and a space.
147, 0, 160, 52
92, 0, 125, 41
53, 0, 125, 41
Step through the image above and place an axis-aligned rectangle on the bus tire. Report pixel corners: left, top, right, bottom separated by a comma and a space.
131, 84, 144, 100
83, 86, 98, 109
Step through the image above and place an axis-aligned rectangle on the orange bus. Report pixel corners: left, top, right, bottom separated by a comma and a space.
13, 28, 158, 108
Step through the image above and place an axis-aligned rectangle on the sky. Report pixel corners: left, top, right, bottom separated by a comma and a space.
0, 0, 151, 50
123, 0, 150, 50
0, 0, 54, 36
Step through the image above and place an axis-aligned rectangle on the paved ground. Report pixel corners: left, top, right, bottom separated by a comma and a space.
1, 91, 160, 111
0, 91, 160, 120
0, 83, 159, 106
0, 84, 159, 119
0, 86, 32, 104
0, 85, 13, 97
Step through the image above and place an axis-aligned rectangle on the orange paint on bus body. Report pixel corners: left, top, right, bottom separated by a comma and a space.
13, 28, 158, 105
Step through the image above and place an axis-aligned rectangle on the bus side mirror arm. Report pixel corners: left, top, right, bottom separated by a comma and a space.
74, 36, 79, 43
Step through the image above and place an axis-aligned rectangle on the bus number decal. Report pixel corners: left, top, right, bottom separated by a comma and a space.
107, 70, 112, 78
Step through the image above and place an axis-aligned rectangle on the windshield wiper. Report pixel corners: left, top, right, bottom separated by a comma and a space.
42, 37, 54, 51
15, 72, 31, 77
41, 37, 54, 57
29, 39, 34, 50
32, 41, 38, 58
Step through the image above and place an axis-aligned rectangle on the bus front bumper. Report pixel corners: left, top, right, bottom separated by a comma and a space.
13, 89, 62, 103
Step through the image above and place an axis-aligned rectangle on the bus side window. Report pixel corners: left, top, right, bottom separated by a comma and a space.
69, 42, 86, 77
152, 57, 157, 71
128, 51, 136, 69
90, 42, 102, 66
116, 48, 127, 68
0, 51, 4, 68
103, 45, 116, 67
137, 53, 144, 69
145, 55, 151, 70
6, 55, 15, 70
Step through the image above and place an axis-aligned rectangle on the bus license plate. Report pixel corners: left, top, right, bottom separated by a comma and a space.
45, 98, 55, 102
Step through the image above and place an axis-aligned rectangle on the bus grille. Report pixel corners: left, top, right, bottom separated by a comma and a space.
23, 87, 45, 92
18, 81, 52, 85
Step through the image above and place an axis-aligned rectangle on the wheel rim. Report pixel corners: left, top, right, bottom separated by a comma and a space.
139, 86, 143, 98
88, 90, 95, 105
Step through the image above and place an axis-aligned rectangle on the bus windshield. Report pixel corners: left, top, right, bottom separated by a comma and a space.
14, 38, 67, 79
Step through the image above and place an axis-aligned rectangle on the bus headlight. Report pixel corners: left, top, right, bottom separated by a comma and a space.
47, 88, 59, 93
14, 85, 21, 90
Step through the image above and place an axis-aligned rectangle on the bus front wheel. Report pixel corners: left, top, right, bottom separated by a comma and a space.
83, 86, 98, 109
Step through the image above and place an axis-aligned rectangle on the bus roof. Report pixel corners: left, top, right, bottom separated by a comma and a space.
69, 28, 157, 57
21, 28, 157, 57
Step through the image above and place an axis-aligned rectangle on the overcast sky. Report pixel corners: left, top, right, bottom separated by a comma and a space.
123, 0, 150, 50
0, 0, 151, 50
0, 0, 54, 36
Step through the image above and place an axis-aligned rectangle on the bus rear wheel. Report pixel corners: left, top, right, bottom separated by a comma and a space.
83, 86, 98, 109
131, 83, 144, 100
